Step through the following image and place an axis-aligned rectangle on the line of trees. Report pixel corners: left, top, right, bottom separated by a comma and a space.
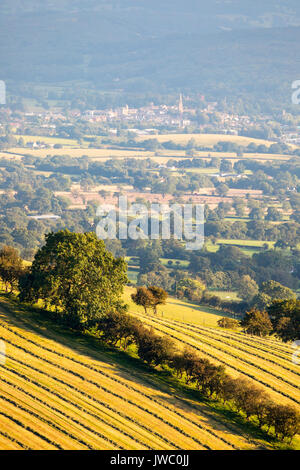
0, 237, 298, 443
95, 310, 300, 443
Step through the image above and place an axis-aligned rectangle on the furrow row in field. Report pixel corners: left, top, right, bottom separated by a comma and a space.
0, 393, 93, 450
177, 322, 295, 367
133, 313, 300, 406
202, 324, 292, 355
142, 316, 300, 378
0, 408, 59, 450
0, 371, 163, 450
0, 430, 25, 450
0, 377, 139, 449
3, 340, 210, 450
1, 366, 167, 450
2, 353, 184, 450
0, 320, 249, 449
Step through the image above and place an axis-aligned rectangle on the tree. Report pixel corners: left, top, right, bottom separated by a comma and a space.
271, 405, 300, 441
19, 230, 127, 328
138, 245, 163, 274
232, 377, 266, 419
96, 310, 141, 350
136, 327, 176, 366
0, 246, 24, 292
147, 286, 168, 314
260, 280, 296, 301
241, 308, 273, 337
236, 275, 259, 302
268, 299, 300, 342
251, 292, 273, 310
176, 277, 205, 301
131, 286, 155, 314
249, 208, 264, 220
217, 317, 239, 329
266, 207, 282, 222
137, 267, 174, 292
220, 160, 233, 174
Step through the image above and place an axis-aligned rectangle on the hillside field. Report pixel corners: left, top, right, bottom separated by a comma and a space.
125, 287, 300, 418
135, 133, 278, 148
0, 294, 274, 451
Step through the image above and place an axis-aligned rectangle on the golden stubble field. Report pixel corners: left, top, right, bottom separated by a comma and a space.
0, 297, 266, 451
124, 287, 300, 413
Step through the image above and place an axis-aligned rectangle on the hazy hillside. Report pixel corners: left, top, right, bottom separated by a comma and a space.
1, 1, 300, 103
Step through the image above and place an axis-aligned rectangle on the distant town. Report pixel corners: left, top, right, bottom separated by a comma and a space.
1, 94, 300, 147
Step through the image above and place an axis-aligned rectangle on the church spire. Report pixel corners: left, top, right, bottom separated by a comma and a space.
178, 93, 184, 114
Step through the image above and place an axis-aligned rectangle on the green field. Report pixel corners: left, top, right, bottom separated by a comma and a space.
205, 239, 276, 255
16, 135, 79, 147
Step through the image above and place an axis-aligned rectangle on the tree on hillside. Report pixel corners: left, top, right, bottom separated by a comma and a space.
268, 299, 300, 342
19, 230, 128, 328
249, 208, 264, 220
260, 280, 296, 301
138, 245, 163, 275
241, 308, 273, 337
147, 286, 168, 314
0, 245, 24, 292
271, 405, 300, 441
251, 292, 273, 311
136, 327, 176, 366
217, 317, 239, 329
215, 183, 230, 197
131, 286, 155, 314
131, 285, 168, 315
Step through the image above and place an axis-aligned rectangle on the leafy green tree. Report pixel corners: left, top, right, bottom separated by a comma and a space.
217, 317, 239, 329
241, 308, 273, 337
249, 208, 264, 220
131, 286, 155, 314
271, 405, 300, 441
138, 245, 163, 274
251, 292, 272, 310
260, 280, 296, 301
215, 183, 229, 197
136, 327, 176, 366
147, 286, 168, 314
237, 275, 259, 302
137, 267, 174, 292
19, 230, 127, 328
176, 277, 205, 300
0, 245, 24, 292
266, 207, 282, 222
96, 310, 141, 350
268, 299, 300, 342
